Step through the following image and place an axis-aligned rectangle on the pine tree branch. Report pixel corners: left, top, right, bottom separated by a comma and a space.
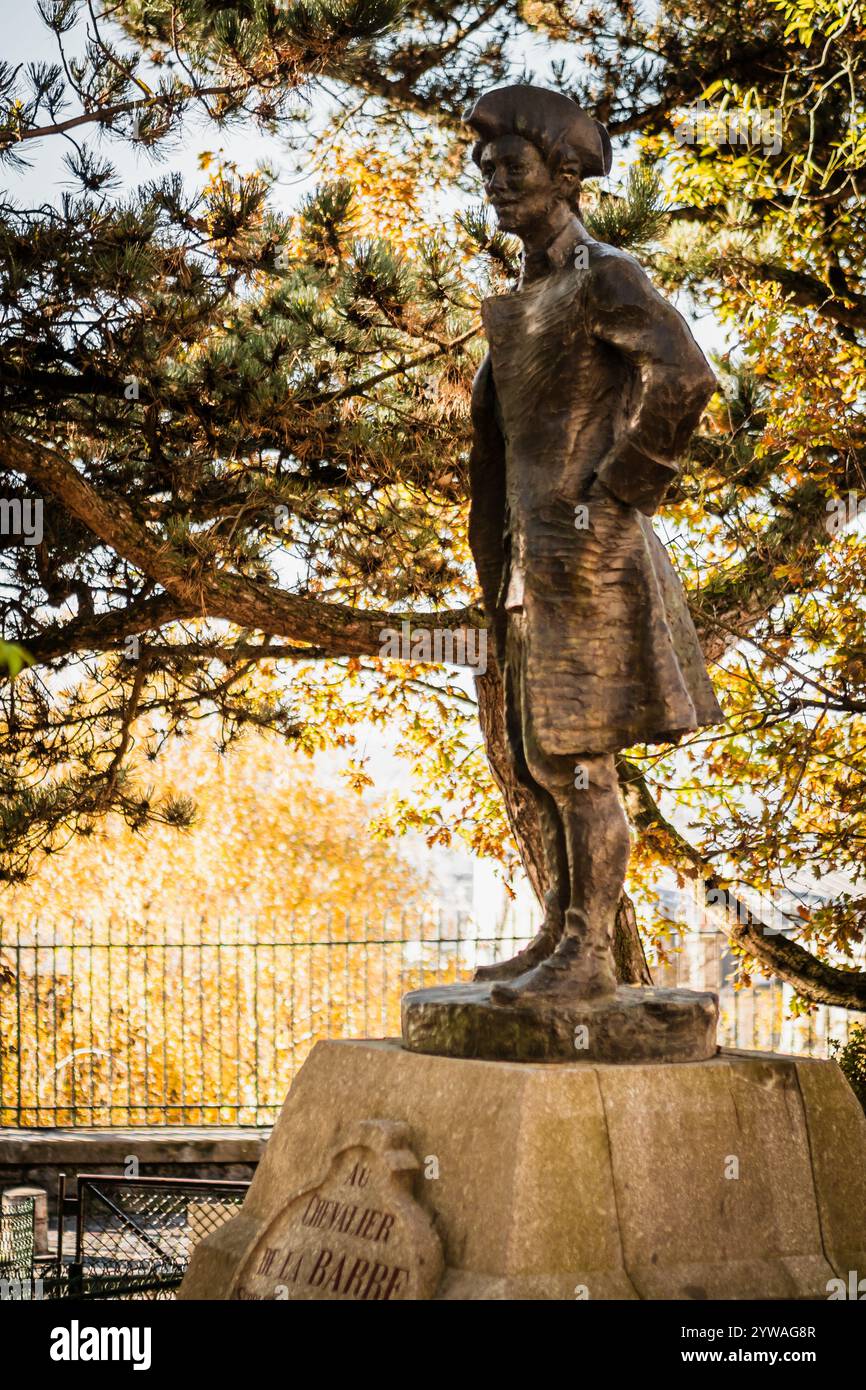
137, 640, 330, 662
3, 85, 244, 148
3, 431, 483, 664
302, 325, 481, 406
25, 593, 194, 663
97, 655, 149, 811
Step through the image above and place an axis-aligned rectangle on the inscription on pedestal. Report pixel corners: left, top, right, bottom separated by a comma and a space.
231, 1119, 442, 1301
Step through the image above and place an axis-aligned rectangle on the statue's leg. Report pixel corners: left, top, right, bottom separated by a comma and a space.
491, 750, 628, 1003
474, 617, 568, 982
473, 796, 567, 981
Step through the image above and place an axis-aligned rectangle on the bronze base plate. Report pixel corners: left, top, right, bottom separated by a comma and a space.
401, 982, 719, 1064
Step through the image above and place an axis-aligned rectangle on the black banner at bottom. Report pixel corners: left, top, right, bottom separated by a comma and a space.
1, 1294, 861, 1378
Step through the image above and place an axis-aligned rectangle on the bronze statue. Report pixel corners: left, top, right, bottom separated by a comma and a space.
402, 84, 721, 1061
464, 85, 722, 1005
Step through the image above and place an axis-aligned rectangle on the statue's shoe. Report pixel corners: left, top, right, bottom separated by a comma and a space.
473, 891, 564, 983
473, 928, 557, 982
490, 939, 617, 1005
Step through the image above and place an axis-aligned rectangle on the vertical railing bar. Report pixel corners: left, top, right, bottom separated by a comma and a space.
107, 917, 113, 1127
89, 916, 95, 1129
75, 1177, 86, 1263
53, 916, 59, 1124
270, 924, 277, 1126
363, 911, 369, 1038
126, 923, 132, 1128
33, 918, 41, 1128
254, 932, 260, 1122
236, 926, 243, 1127
399, 908, 406, 1019
161, 932, 169, 1124
143, 932, 149, 1126
180, 921, 187, 1123
289, 914, 296, 1096
56, 1173, 66, 1260
327, 910, 333, 1040
16, 917, 22, 1126
198, 917, 205, 1127
341, 908, 349, 1041
380, 910, 387, 1038
217, 918, 223, 1125
69, 918, 76, 1127
436, 905, 443, 1000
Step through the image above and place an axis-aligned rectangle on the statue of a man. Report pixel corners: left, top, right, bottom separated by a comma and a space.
465, 86, 722, 1004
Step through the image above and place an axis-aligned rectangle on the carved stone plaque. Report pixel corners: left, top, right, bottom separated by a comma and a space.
230, 1119, 443, 1301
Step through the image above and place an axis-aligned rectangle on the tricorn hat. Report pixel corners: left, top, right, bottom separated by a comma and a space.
464, 84, 612, 179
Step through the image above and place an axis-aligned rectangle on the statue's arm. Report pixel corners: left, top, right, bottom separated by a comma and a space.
468, 354, 507, 645
586, 250, 717, 515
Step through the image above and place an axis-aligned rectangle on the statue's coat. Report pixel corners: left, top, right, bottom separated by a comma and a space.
468, 217, 722, 754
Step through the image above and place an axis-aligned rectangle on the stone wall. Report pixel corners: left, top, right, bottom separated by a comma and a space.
0, 1128, 269, 1217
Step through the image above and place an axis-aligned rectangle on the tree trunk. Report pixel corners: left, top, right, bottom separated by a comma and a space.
474, 664, 652, 985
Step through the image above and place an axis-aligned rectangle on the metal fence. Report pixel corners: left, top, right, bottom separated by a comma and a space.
0, 914, 520, 1127
0, 1176, 248, 1300
60, 1173, 249, 1267
0, 915, 861, 1127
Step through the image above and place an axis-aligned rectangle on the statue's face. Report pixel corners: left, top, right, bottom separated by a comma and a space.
478, 135, 562, 238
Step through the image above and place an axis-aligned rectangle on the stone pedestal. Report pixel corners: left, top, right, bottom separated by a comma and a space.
179, 1039, 866, 1301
